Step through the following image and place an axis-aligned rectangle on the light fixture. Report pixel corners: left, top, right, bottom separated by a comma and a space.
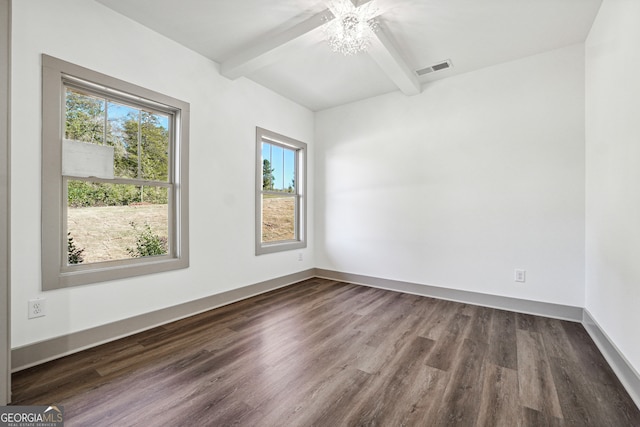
325, 1, 378, 56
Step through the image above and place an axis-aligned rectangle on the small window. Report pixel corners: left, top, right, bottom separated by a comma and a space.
42, 55, 189, 289
256, 127, 306, 255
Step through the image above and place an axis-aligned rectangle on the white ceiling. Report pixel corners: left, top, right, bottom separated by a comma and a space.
96, 0, 602, 111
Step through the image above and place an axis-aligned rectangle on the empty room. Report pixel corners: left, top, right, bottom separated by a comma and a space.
1, 0, 640, 425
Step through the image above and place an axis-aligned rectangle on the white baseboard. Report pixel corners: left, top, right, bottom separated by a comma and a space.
582, 309, 640, 409
314, 268, 583, 321
11, 269, 316, 372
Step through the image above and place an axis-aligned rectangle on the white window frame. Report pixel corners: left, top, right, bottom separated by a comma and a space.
255, 127, 307, 255
41, 54, 189, 290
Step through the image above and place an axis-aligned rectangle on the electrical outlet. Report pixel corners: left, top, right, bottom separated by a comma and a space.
28, 298, 46, 319
298, 252, 303, 262
514, 269, 526, 283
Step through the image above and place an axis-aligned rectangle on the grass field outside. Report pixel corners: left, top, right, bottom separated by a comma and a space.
67, 196, 295, 264
67, 204, 168, 264
262, 195, 295, 242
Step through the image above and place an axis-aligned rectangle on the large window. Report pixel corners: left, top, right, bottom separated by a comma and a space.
42, 55, 189, 290
256, 127, 306, 255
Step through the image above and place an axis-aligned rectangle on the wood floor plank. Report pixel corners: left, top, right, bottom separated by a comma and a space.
424, 312, 471, 371
393, 365, 450, 426
588, 379, 640, 426
353, 287, 398, 316
521, 407, 565, 427
343, 336, 440, 425
289, 368, 373, 426
257, 311, 365, 373
487, 309, 518, 370
476, 363, 520, 427
354, 313, 423, 374
255, 365, 370, 426
357, 297, 412, 347
548, 355, 604, 426
11, 279, 640, 426
239, 313, 367, 412
549, 354, 640, 427
561, 320, 621, 386
467, 305, 493, 345
434, 338, 488, 426
94, 324, 230, 376
516, 329, 563, 419
345, 337, 434, 425
64, 350, 215, 425
11, 367, 103, 406
516, 312, 539, 332
537, 317, 575, 361
417, 299, 459, 341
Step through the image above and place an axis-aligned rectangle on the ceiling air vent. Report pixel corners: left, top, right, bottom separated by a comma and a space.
415, 59, 453, 76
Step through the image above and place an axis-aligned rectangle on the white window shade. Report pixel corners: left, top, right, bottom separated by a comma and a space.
62, 139, 114, 179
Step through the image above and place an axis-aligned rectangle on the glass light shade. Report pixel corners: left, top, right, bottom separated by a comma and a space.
325, 1, 378, 56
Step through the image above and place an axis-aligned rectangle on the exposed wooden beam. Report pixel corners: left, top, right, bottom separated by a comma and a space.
222, 0, 420, 97
220, 9, 334, 80
367, 21, 421, 96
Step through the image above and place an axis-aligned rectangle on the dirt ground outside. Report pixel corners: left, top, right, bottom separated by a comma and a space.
262, 195, 295, 242
67, 197, 295, 264
67, 204, 168, 263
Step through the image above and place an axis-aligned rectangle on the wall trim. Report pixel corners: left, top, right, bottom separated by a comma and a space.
582, 309, 640, 409
0, 0, 11, 405
314, 268, 583, 322
12, 269, 315, 372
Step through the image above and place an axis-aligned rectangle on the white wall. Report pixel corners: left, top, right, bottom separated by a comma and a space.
11, 0, 314, 348
315, 44, 586, 306
586, 0, 640, 375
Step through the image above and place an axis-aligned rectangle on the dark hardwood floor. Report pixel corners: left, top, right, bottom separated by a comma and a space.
12, 278, 640, 426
